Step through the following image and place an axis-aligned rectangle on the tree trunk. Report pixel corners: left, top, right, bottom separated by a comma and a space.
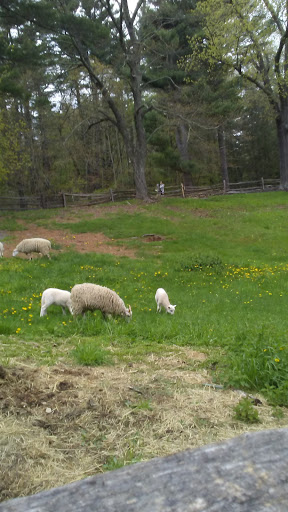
176, 123, 193, 187
217, 125, 229, 189
131, 108, 149, 200
133, 148, 148, 199
35, 93, 52, 193
87, 67, 149, 200
129, 46, 149, 200
276, 97, 288, 190
23, 99, 38, 194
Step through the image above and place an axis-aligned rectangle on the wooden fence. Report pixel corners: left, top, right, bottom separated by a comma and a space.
0, 178, 280, 211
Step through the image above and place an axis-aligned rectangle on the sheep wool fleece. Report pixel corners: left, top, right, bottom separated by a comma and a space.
71, 283, 130, 317
14, 238, 51, 257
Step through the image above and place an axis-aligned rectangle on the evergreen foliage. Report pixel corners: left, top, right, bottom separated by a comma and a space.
0, 0, 281, 196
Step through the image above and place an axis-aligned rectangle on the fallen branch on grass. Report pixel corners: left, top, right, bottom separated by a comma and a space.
1, 428, 288, 512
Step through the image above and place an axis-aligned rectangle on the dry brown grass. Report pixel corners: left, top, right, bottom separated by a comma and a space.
1, 346, 287, 502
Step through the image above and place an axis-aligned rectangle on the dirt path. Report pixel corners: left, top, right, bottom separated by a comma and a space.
3, 225, 137, 258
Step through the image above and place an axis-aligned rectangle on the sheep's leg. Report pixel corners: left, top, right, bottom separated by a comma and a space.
40, 307, 47, 317
157, 304, 161, 312
61, 307, 67, 315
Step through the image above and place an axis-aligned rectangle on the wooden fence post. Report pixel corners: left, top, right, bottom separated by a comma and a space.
261, 177, 265, 191
40, 194, 46, 209
62, 193, 67, 208
181, 183, 185, 198
223, 180, 226, 194
110, 189, 114, 202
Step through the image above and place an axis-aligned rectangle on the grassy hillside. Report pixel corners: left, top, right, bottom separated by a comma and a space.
2, 192, 288, 501
1, 192, 288, 406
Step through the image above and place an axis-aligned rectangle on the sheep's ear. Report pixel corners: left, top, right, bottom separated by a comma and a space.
128, 305, 132, 313
173, 305, 177, 308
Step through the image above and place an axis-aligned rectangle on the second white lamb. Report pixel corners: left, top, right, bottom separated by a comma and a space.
40, 288, 72, 317
155, 288, 176, 315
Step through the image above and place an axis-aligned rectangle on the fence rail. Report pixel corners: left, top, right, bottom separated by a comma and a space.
0, 178, 281, 211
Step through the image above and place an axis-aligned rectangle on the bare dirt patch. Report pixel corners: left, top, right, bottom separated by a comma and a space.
166, 205, 215, 217
53, 203, 147, 222
2, 204, 151, 258
0, 348, 286, 502
4, 226, 137, 258
142, 234, 164, 242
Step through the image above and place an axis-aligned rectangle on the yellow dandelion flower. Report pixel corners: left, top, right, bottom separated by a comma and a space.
275, 358, 280, 363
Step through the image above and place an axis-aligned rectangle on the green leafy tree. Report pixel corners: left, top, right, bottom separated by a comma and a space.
1, 0, 151, 199
186, 0, 288, 189
0, 10, 63, 195
140, 0, 204, 186
227, 88, 278, 182
0, 108, 30, 194
141, 0, 240, 188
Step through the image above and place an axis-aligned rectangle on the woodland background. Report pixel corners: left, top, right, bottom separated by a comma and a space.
0, 0, 285, 201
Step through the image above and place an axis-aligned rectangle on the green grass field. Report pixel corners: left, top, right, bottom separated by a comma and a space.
1, 192, 288, 406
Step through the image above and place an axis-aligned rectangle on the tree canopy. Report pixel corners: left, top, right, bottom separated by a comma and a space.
0, 0, 283, 198
185, 0, 288, 188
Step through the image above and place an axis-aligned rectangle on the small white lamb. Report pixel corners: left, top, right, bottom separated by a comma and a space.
40, 288, 72, 317
155, 288, 176, 315
0, 242, 3, 257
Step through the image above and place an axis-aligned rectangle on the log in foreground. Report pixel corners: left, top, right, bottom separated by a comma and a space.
1, 428, 288, 512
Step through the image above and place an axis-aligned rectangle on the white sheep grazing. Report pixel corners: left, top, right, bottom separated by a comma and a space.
0, 242, 3, 257
40, 288, 72, 317
71, 283, 132, 320
13, 238, 51, 259
155, 288, 176, 315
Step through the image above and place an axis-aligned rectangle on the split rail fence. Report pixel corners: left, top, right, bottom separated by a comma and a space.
0, 178, 280, 211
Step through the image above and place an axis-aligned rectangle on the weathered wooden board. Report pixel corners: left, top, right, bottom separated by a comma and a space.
1, 428, 288, 512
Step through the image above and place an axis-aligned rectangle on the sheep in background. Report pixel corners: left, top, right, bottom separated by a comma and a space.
155, 288, 176, 315
40, 288, 72, 317
0, 242, 3, 257
71, 283, 132, 320
13, 238, 51, 259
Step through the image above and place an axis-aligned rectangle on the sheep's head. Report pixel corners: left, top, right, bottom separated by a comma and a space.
167, 304, 176, 315
12, 249, 18, 257
125, 304, 132, 321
